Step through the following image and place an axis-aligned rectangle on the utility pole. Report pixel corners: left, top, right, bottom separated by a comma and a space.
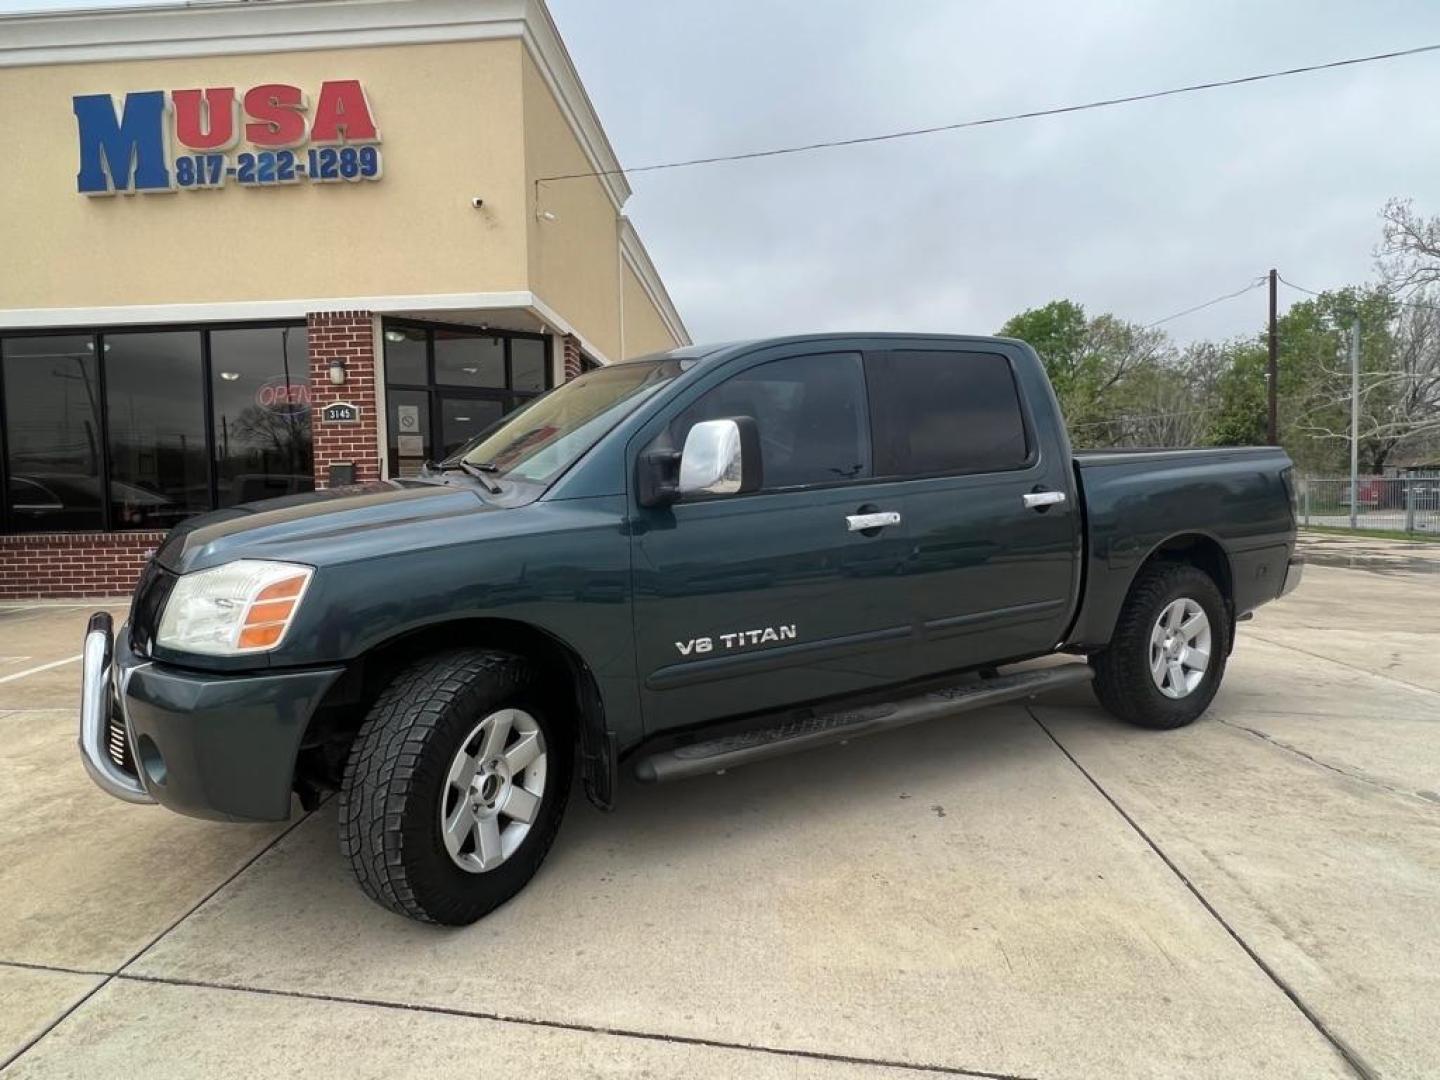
1349, 319, 1360, 531
1267, 268, 1278, 445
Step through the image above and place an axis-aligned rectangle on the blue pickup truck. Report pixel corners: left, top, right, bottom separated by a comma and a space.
79, 334, 1301, 924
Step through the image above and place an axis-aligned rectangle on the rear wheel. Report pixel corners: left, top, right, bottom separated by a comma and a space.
1091, 562, 1229, 729
338, 649, 571, 925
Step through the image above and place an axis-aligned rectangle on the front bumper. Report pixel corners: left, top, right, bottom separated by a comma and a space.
1280, 556, 1304, 597
78, 612, 343, 822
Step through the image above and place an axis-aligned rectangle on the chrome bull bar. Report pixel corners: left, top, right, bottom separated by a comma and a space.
78, 612, 154, 804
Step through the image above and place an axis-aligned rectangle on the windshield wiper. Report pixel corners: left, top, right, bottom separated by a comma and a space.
429, 459, 502, 495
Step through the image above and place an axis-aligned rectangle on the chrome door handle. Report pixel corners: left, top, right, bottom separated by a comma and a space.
846, 511, 901, 532
1022, 491, 1067, 509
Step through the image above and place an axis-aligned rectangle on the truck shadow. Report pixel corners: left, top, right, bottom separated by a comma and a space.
550, 687, 1108, 867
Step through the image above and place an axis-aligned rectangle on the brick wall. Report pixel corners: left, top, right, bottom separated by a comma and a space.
307, 311, 382, 486
562, 334, 583, 381
0, 531, 165, 600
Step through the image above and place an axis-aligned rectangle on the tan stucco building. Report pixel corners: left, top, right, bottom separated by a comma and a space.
0, 0, 688, 597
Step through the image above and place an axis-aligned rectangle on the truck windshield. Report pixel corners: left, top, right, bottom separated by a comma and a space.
451, 359, 687, 486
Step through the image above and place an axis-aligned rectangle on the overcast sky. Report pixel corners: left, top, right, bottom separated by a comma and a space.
8, 0, 1440, 345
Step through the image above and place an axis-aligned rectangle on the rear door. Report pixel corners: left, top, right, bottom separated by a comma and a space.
630, 348, 916, 735
864, 347, 1080, 677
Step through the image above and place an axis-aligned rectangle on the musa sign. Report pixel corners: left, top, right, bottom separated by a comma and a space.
72, 80, 382, 195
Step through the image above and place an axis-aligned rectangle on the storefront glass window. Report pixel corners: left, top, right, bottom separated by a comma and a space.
1, 336, 105, 532
383, 326, 427, 384
511, 338, 548, 392
105, 331, 210, 529
382, 321, 552, 475
210, 327, 314, 506
434, 331, 505, 388
0, 321, 313, 535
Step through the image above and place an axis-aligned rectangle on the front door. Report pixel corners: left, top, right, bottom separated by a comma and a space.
436, 394, 505, 460
630, 349, 916, 735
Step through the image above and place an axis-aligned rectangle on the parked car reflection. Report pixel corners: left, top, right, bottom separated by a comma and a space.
9, 474, 190, 530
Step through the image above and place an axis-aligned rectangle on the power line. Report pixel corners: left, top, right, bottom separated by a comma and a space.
1276, 273, 1440, 312
539, 42, 1440, 184
1144, 277, 1267, 328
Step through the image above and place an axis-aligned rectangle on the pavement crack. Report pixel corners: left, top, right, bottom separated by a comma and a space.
113, 971, 1041, 1080
1028, 707, 1379, 1080
0, 800, 324, 1075
0, 959, 109, 979
1247, 633, 1440, 699
1214, 717, 1435, 805
117, 796, 329, 977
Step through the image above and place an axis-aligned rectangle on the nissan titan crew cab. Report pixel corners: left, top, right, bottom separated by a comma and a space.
79, 334, 1302, 924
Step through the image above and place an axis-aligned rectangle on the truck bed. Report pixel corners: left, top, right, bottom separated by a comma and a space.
1065, 445, 1296, 649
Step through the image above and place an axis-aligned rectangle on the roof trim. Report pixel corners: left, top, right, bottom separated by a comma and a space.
0, 0, 632, 209
619, 216, 691, 347
0, 288, 609, 363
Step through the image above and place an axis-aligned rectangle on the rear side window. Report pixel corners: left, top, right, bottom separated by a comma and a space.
866, 350, 1029, 477
669, 352, 871, 489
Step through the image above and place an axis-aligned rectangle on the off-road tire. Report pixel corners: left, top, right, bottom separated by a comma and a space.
338, 649, 571, 925
1090, 562, 1229, 730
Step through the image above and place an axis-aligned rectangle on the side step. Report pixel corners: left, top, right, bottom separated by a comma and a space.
633, 663, 1093, 783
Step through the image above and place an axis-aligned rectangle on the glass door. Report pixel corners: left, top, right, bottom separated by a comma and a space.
381, 319, 553, 478
437, 394, 505, 460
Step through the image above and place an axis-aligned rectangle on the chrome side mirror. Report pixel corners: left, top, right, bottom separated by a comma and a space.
678, 420, 743, 496
635, 416, 762, 507
678, 417, 762, 500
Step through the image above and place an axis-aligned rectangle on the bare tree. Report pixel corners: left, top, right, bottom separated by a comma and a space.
1288, 285, 1440, 471
1379, 198, 1440, 293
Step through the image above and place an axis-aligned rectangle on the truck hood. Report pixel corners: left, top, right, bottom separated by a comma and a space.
154, 480, 506, 574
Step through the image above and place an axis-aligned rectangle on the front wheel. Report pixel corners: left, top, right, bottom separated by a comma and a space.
338, 649, 571, 925
1090, 562, 1229, 730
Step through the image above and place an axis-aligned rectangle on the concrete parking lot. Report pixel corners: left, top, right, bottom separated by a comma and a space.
1, 533, 1436, 1079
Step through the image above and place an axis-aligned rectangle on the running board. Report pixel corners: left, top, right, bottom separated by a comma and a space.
632, 663, 1094, 783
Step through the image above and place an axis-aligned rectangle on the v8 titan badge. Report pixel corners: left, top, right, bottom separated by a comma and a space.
322, 401, 360, 424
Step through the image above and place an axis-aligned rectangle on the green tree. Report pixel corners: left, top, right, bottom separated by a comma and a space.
1207, 341, 1269, 449
999, 300, 1169, 442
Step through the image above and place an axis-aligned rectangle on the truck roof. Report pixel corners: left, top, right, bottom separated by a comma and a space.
630, 333, 1025, 367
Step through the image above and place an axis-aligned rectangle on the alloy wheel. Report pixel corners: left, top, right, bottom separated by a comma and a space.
1149, 598, 1211, 700
439, 708, 548, 873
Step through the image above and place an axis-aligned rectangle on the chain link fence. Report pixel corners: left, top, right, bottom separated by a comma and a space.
1298, 474, 1440, 535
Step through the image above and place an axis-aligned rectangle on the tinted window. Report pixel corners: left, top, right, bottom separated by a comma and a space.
672, 352, 870, 489
1, 335, 105, 531
210, 327, 313, 506
434, 331, 504, 388
866, 350, 1028, 476
511, 338, 548, 391
439, 395, 504, 459
383, 326, 427, 384
105, 331, 209, 529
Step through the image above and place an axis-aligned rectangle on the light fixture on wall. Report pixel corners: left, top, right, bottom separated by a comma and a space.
329, 358, 347, 385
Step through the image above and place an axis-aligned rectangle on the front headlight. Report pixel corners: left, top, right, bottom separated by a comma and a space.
156, 560, 314, 656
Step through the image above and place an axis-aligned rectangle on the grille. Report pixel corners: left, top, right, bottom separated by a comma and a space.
105, 704, 137, 776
